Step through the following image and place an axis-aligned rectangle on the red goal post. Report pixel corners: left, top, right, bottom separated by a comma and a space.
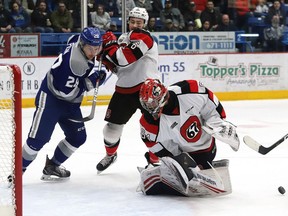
0, 64, 22, 216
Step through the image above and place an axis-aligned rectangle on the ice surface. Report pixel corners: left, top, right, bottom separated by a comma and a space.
22, 99, 288, 216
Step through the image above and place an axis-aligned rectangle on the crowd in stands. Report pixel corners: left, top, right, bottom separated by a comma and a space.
1, 0, 288, 51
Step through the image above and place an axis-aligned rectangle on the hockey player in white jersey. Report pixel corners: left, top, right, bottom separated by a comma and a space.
96, 7, 160, 173
137, 78, 240, 196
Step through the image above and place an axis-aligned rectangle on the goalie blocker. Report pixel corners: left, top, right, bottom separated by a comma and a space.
138, 153, 232, 197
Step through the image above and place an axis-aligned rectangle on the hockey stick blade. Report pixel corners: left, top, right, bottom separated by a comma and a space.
69, 102, 96, 123
243, 133, 288, 155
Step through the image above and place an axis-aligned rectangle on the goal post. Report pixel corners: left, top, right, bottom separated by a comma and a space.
0, 64, 22, 216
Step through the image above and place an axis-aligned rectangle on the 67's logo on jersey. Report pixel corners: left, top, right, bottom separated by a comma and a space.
180, 116, 202, 142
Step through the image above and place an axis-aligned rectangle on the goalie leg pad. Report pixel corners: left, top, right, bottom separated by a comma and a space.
139, 165, 188, 196
187, 159, 232, 197
139, 166, 161, 195
159, 156, 191, 195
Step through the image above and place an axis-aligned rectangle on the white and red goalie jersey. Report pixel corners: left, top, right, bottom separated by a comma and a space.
140, 80, 228, 156
102, 29, 160, 91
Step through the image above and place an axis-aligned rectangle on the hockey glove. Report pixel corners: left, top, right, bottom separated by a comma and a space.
84, 70, 106, 91
95, 70, 106, 86
102, 31, 117, 46
202, 120, 240, 151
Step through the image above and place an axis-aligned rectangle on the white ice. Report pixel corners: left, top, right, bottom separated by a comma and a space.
23, 99, 288, 216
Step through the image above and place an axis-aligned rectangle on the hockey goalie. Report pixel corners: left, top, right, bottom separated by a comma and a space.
137, 79, 240, 197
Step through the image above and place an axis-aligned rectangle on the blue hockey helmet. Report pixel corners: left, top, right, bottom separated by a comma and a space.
80, 27, 102, 46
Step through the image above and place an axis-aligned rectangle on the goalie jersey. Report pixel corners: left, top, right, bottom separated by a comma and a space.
140, 80, 227, 156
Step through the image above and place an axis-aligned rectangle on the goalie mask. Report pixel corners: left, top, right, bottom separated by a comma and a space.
140, 79, 168, 119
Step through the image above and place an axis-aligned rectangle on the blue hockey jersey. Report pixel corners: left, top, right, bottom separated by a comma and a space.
40, 38, 96, 103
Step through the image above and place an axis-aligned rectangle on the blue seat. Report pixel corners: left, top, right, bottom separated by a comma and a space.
282, 31, 288, 51
111, 17, 122, 28
235, 31, 257, 52
41, 33, 74, 56
248, 17, 266, 27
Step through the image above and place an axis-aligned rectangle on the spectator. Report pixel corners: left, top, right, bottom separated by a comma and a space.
254, 0, 269, 16
200, 0, 222, 31
161, 18, 179, 31
145, 16, 161, 32
31, 0, 54, 33
199, 20, 211, 31
183, 1, 202, 30
215, 14, 238, 31
263, 15, 285, 52
10, 1, 32, 33
21, 0, 40, 13
234, 0, 254, 31
9, 0, 33, 13
134, 0, 153, 16
50, 1, 73, 33
90, 4, 111, 31
116, 0, 135, 17
192, 0, 207, 12
109, 20, 118, 32
160, 0, 185, 31
151, 0, 163, 17
87, 0, 95, 14
185, 20, 197, 31
45, 0, 58, 12
67, 0, 82, 33
266, 0, 286, 26
0, 0, 16, 33
101, 0, 119, 17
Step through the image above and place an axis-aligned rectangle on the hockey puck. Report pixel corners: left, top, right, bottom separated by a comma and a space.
278, 186, 286, 195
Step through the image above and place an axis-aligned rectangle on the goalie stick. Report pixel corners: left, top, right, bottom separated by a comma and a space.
243, 133, 288, 155
69, 59, 102, 123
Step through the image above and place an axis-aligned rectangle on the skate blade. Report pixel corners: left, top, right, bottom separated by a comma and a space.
40, 174, 70, 182
97, 170, 102, 175
96, 157, 117, 175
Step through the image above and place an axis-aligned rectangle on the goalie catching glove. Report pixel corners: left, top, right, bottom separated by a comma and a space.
202, 120, 240, 151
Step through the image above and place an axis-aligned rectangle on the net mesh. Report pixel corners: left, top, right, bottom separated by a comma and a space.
0, 66, 17, 215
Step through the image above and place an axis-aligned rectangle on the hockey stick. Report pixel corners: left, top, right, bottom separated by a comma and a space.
69, 59, 102, 123
243, 133, 288, 155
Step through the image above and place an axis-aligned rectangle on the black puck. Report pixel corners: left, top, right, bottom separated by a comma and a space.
278, 186, 286, 195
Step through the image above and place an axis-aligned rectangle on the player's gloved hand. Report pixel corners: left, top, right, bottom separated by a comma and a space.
95, 70, 106, 86
102, 31, 117, 46
97, 54, 117, 73
84, 70, 106, 91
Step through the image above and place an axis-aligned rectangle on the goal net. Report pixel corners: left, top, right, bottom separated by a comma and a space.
0, 65, 22, 216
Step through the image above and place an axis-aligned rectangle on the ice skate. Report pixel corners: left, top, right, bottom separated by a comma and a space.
96, 153, 117, 174
41, 155, 70, 181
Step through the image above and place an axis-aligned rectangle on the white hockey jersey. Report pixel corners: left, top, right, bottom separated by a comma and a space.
102, 29, 160, 90
140, 80, 227, 156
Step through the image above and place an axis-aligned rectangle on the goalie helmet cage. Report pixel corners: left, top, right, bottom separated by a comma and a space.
0, 64, 22, 216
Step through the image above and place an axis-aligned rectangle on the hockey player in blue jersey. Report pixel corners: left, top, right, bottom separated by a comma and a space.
22, 27, 106, 181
